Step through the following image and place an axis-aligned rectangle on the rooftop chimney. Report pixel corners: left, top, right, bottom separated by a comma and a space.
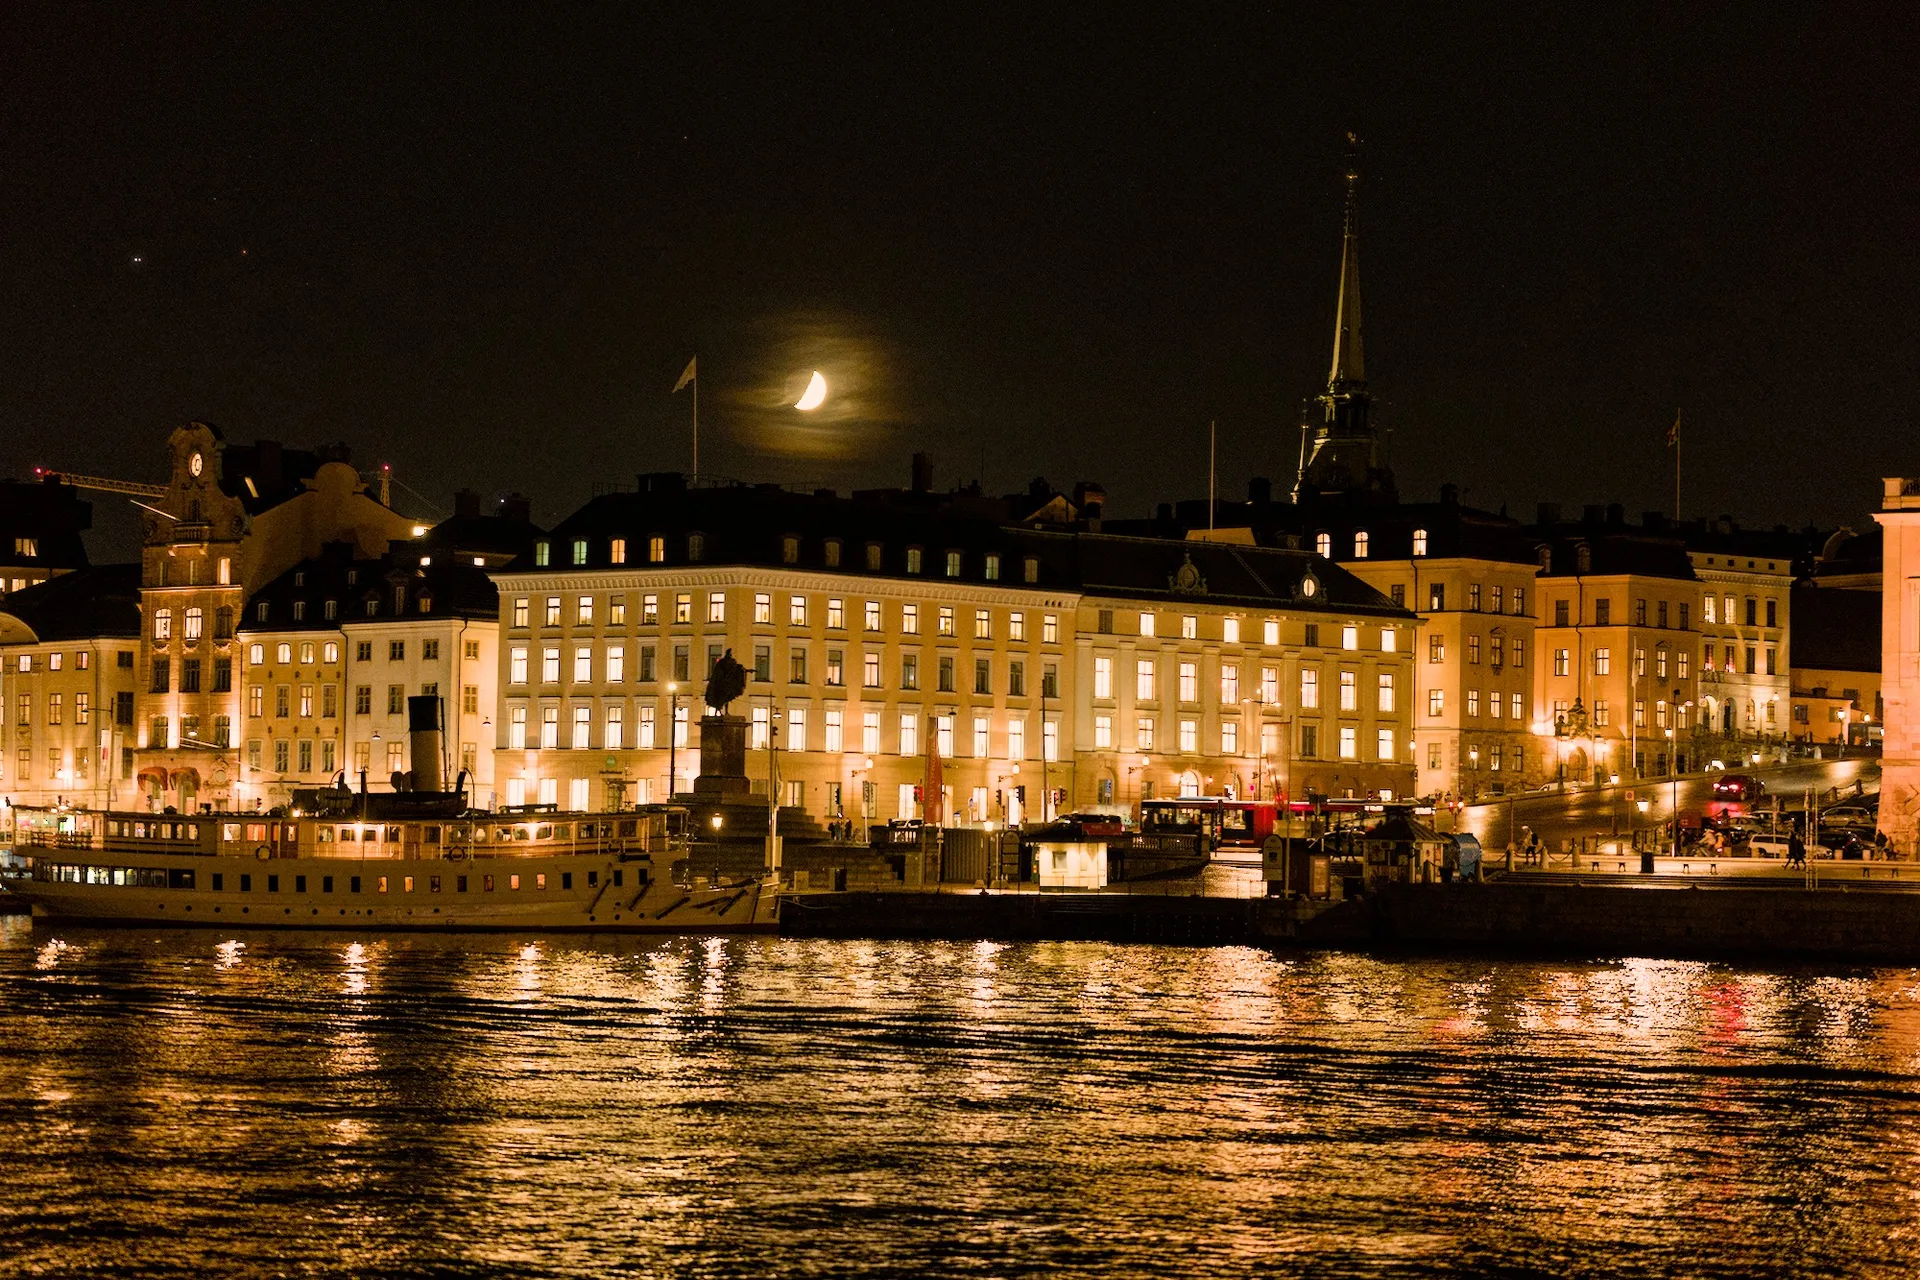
1072, 481, 1107, 518
1537, 502, 1561, 527
406, 694, 445, 793
911, 452, 934, 493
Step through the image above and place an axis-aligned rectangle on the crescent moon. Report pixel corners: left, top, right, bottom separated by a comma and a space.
794, 370, 827, 411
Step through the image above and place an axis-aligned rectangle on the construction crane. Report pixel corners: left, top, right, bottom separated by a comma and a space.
32, 467, 166, 498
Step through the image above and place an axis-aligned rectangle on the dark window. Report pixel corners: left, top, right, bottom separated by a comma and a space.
1555, 600, 1570, 627
151, 658, 170, 693
562, 872, 573, 889
1300, 724, 1319, 759
588, 870, 598, 887
1098, 610, 1114, 634
323, 876, 334, 892
115, 692, 134, 725
240, 874, 252, 892
181, 659, 202, 693
1765, 599, 1777, 628
457, 875, 468, 892
267, 875, 279, 892
1008, 661, 1025, 697
212, 658, 232, 692
1594, 599, 1610, 626
296, 875, 307, 892
613, 869, 624, 887
117, 651, 133, 668
1428, 583, 1445, 612
1390, 584, 1405, 607
938, 656, 955, 692
212, 873, 224, 891
1303, 623, 1319, 648
349, 876, 361, 893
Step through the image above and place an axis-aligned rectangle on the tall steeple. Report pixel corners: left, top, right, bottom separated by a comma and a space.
1327, 142, 1364, 389
1294, 133, 1395, 504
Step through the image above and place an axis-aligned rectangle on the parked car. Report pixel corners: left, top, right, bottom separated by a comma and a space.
1742, 833, 1794, 859
1054, 812, 1127, 838
1712, 774, 1765, 802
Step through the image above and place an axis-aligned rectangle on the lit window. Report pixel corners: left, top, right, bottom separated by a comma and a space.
1181, 615, 1197, 639
1354, 531, 1370, 558
1412, 528, 1428, 556
1341, 625, 1358, 651
1315, 532, 1331, 557
610, 538, 626, 565
1263, 619, 1280, 646
1222, 617, 1239, 644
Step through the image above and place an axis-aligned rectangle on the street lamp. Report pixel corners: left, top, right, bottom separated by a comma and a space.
1125, 756, 1148, 822
667, 681, 680, 800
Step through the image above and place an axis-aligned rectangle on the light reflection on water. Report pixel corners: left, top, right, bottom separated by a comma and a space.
4, 916, 1920, 1278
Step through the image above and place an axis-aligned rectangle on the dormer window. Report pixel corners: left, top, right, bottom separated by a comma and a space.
1575, 545, 1592, 573
1537, 547, 1552, 572
687, 534, 705, 562
1023, 557, 1039, 584
366, 598, 379, 617
1412, 528, 1428, 557
1315, 532, 1332, 558
905, 548, 923, 574
418, 594, 432, 613
824, 538, 842, 567
609, 538, 626, 565
782, 536, 801, 564
1353, 531, 1370, 558
533, 540, 551, 566
945, 550, 962, 577
865, 543, 882, 570
648, 536, 665, 563
984, 554, 1000, 581
572, 539, 588, 565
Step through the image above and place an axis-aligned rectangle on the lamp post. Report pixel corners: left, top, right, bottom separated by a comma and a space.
766, 699, 782, 872
1125, 756, 1148, 823
667, 682, 680, 800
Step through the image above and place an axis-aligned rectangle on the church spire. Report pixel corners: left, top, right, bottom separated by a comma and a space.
1326, 133, 1364, 389
1294, 132, 1394, 504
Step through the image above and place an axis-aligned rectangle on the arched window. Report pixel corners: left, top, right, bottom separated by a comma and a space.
1412, 528, 1429, 556
153, 609, 172, 640
183, 607, 203, 640
1315, 532, 1332, 558
1353, 531, 1370, 558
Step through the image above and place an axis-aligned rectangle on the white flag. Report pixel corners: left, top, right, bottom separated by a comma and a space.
672, 356, 697, 393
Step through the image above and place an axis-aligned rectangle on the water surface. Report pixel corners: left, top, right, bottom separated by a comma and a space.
4, 917, 1920, 1278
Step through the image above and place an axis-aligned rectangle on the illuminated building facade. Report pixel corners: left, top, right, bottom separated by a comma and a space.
488, 476, 1416, 824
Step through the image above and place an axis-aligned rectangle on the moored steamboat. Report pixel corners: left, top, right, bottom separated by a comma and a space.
5, 798, 775, 932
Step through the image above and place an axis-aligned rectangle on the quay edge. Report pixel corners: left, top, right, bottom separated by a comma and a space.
777, 885, 1920, 965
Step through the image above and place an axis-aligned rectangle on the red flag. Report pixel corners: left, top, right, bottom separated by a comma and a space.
922, 717, 945, 826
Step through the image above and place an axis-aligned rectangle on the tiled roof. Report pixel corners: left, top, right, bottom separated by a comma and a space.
0, 564, 141, 641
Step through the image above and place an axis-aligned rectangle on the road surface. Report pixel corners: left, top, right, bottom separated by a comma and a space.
1453, 756, 1880, 851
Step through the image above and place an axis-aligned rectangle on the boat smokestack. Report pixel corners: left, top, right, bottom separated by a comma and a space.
407, 695, 445, 793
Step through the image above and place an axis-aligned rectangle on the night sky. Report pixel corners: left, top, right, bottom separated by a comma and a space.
4, 6, 1916, 556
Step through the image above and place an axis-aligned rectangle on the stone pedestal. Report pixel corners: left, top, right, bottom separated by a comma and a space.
693, 714, 750, 801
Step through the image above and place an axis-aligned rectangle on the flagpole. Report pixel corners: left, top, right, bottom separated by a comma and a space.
692, 366, 699, 479
1674, 412, 1681, 522
1208, 420, 1217, 532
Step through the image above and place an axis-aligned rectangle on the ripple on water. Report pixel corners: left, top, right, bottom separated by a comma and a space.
2, 918, 1920, 1279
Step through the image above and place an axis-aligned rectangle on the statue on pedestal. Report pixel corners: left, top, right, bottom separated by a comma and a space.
705, 649, 747, 713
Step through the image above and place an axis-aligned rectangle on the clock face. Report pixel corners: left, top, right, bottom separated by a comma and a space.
189, 451, 204, 477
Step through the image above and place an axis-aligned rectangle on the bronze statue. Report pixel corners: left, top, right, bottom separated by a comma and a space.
704, 648, 747, 712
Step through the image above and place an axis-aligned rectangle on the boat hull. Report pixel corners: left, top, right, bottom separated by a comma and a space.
13, 850, 777, 934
